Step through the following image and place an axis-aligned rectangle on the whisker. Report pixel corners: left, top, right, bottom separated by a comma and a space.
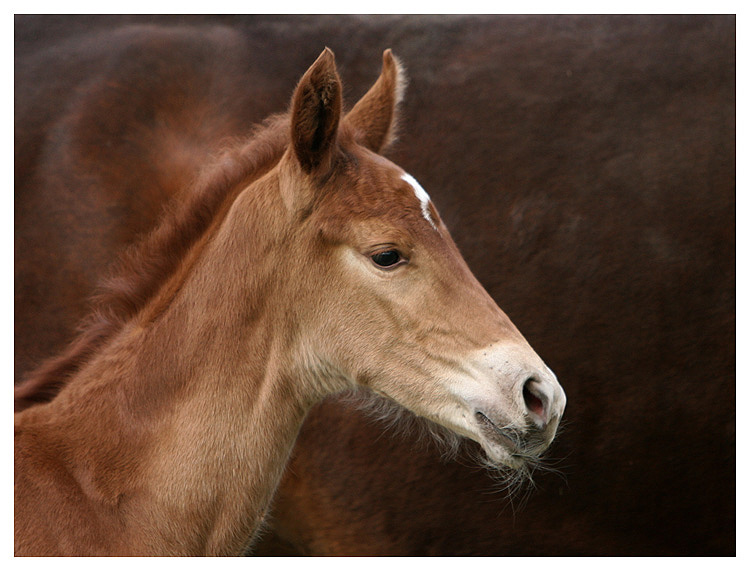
345, 389, 566, 507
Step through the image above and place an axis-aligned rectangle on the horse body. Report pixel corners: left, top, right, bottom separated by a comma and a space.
14, 48, 564, 556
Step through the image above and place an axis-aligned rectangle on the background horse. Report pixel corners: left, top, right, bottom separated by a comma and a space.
15, 14, 735, 555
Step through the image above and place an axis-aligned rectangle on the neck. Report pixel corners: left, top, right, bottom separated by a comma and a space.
19, 175, 328, 555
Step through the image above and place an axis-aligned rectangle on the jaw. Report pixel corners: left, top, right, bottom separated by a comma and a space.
325, 321, 566, 472
381, 394, 532, 471
359, 377, 554, 474
360, 390, 528, 470
417, 404, 532, 471
390, 384, 560, 472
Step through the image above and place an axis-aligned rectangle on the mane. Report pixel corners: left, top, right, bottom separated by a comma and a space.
15, 114, 290, 411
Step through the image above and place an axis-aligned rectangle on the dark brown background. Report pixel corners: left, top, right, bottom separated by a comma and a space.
15, 15, 735, 555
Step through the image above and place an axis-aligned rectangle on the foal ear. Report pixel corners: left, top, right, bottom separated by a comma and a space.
345, 49, 406, 153
290, 48, 343, 173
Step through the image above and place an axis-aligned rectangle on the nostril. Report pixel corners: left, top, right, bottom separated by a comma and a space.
523, 377, 547, 423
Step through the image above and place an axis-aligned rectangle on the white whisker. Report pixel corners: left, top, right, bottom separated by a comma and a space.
342, 388, 566, 505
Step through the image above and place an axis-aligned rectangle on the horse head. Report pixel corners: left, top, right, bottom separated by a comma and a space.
273, 48, 566, 469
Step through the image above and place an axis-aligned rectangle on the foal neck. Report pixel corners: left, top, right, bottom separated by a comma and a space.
127, 176, 320, 554
16, 169, 323, 555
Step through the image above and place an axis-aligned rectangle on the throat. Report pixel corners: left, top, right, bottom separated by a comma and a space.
65, 321, 312, 555
122, 279, 309, 554
137, 356, 309, 555
31, 263, 311, 554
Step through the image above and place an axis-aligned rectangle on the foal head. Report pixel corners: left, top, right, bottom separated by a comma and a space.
268, 49, 565, 470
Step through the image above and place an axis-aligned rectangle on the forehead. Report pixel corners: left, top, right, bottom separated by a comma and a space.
327, 148, 440, 232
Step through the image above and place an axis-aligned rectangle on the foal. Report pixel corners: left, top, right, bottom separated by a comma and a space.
14, 48, 566, 556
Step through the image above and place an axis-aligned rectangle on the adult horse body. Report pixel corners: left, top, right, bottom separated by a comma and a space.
15, 15, 734, 555
14, 48, 565, 556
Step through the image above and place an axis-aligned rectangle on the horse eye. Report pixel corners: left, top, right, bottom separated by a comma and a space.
371, 250, 403, 268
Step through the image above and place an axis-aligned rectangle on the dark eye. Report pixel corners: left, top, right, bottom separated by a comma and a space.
371, 249, 403, 269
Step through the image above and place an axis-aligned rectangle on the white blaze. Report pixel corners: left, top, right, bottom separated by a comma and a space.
401, 173, 438, 230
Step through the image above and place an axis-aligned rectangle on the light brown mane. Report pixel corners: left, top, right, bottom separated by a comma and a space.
14, 114, 290, 411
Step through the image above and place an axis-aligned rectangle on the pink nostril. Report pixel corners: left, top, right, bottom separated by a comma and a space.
523, 379, 547, 424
